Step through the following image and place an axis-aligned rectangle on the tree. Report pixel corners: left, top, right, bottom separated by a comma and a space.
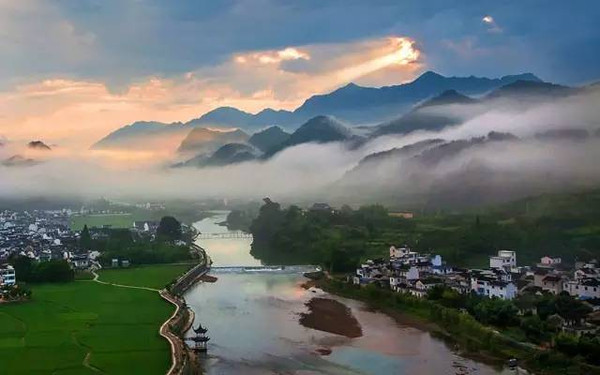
8, 256, 73, 283
80, 224, 92, 250
8, 255, 34, 281
33, 260, 74, 282
555, 333, 579, 356
520, 315, 546, 342
157, 216, 182, 241
555, 294, 592, 326
514, 292, 536, 315
472, 298, 519, 327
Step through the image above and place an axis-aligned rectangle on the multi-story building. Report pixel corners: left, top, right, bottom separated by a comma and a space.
470, 275, 517, 300
0, 264, 16, 286
489, 250, 517, 270
540, 274, 564, 294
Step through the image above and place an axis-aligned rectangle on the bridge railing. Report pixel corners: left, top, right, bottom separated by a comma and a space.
196, 232, 253, 239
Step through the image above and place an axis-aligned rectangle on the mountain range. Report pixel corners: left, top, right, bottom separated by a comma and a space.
92, 71, 544, 150
337, 127, 600, 207
174, 77, 579, 168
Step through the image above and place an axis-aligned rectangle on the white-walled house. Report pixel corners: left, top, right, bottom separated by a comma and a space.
0, 264, 16, 286
471, 276, 517, 300
408, 279, 444, 298
392, 266, 419, 281
389, 246, 411, 259
575, 267, 600, 281
489, 250, 517, 270
563, 278, 600, 299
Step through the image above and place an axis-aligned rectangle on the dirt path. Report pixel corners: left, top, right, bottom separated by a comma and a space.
90, 270, 184, 374
159, 290, 185, 375
90, 270, 160, 292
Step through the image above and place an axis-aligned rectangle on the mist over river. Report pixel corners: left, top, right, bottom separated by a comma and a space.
185, 212, 512, 374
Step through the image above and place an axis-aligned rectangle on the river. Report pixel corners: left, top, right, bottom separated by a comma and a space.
186, 211, 512, 375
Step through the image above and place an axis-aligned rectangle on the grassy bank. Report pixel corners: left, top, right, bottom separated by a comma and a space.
0, 264, 187, 374
317, 278, 600, 375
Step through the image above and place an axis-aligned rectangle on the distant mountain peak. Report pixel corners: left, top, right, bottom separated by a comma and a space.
414, 71, 445, 81
487, 79, 572, 99
340, 82, 362, 90
2, 154, 38, 167
28, 140, 51, 151
418, 89, 476, 109
500, 73, 542, 83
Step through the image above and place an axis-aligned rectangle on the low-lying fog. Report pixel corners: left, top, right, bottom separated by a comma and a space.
1, 87, 599, 207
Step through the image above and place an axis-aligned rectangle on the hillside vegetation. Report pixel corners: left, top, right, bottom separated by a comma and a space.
250, 190, 600, 269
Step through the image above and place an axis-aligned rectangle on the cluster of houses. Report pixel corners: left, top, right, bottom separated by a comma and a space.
0, 209, 79, 263
0, 209, 157, 286
132, 220, 160, 234
353, 246, 600, 309
532, 256, 600, 300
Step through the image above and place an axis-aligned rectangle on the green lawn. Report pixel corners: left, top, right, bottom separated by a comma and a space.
98, 264, 193, 289
70, 214, 135, 231
0, 264, 187, 374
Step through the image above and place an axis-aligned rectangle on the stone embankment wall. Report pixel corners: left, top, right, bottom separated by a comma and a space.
170, 246, 209, 296
162, 243, 209, 375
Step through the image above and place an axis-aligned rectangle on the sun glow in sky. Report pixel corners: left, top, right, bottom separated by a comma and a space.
0, 36, 422, 149
333, 38, 420, 84
0, 1, 598, 154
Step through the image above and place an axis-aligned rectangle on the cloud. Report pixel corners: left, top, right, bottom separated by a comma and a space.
0, 1, 599, 89
2, 87, 600, 207
235, 47, 310, 65
0, 36, 422, 147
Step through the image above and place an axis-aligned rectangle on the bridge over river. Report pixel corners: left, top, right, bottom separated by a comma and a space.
196, 232, 253, 240
210, 265, 318, 274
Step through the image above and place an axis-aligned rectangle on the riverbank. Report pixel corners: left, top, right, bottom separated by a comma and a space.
314, 277, 600, 375
161, 257, 210, 375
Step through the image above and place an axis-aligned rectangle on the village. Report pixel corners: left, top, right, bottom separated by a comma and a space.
0, 208, 170, 294
353, 245, 600, 332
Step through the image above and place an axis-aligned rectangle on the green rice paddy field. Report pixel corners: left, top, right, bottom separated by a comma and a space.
70, 213, 137, 231
99, 264, 192, 289
0, 265, 186, 374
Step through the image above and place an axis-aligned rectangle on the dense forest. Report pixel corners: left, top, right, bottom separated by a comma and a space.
249, 190, 600, 270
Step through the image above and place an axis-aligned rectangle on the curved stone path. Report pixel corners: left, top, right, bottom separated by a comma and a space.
91, 269, 190, 375
159, 290, 187, 375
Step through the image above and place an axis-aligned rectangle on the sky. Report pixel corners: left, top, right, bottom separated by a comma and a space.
0, 0, 599, 146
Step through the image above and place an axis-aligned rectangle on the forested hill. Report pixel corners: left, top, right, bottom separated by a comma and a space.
249, 191, 600, 270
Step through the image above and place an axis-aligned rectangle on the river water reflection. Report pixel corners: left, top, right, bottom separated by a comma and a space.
186, 212, 509, 375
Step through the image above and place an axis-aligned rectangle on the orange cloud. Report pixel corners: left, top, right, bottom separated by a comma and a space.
235, 47, 311, 65
0, 35, 424, 151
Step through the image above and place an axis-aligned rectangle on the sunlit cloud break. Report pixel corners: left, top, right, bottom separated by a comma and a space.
338, 37, 419, 77
235, 47, 311, 65
0, 35, 423, 147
